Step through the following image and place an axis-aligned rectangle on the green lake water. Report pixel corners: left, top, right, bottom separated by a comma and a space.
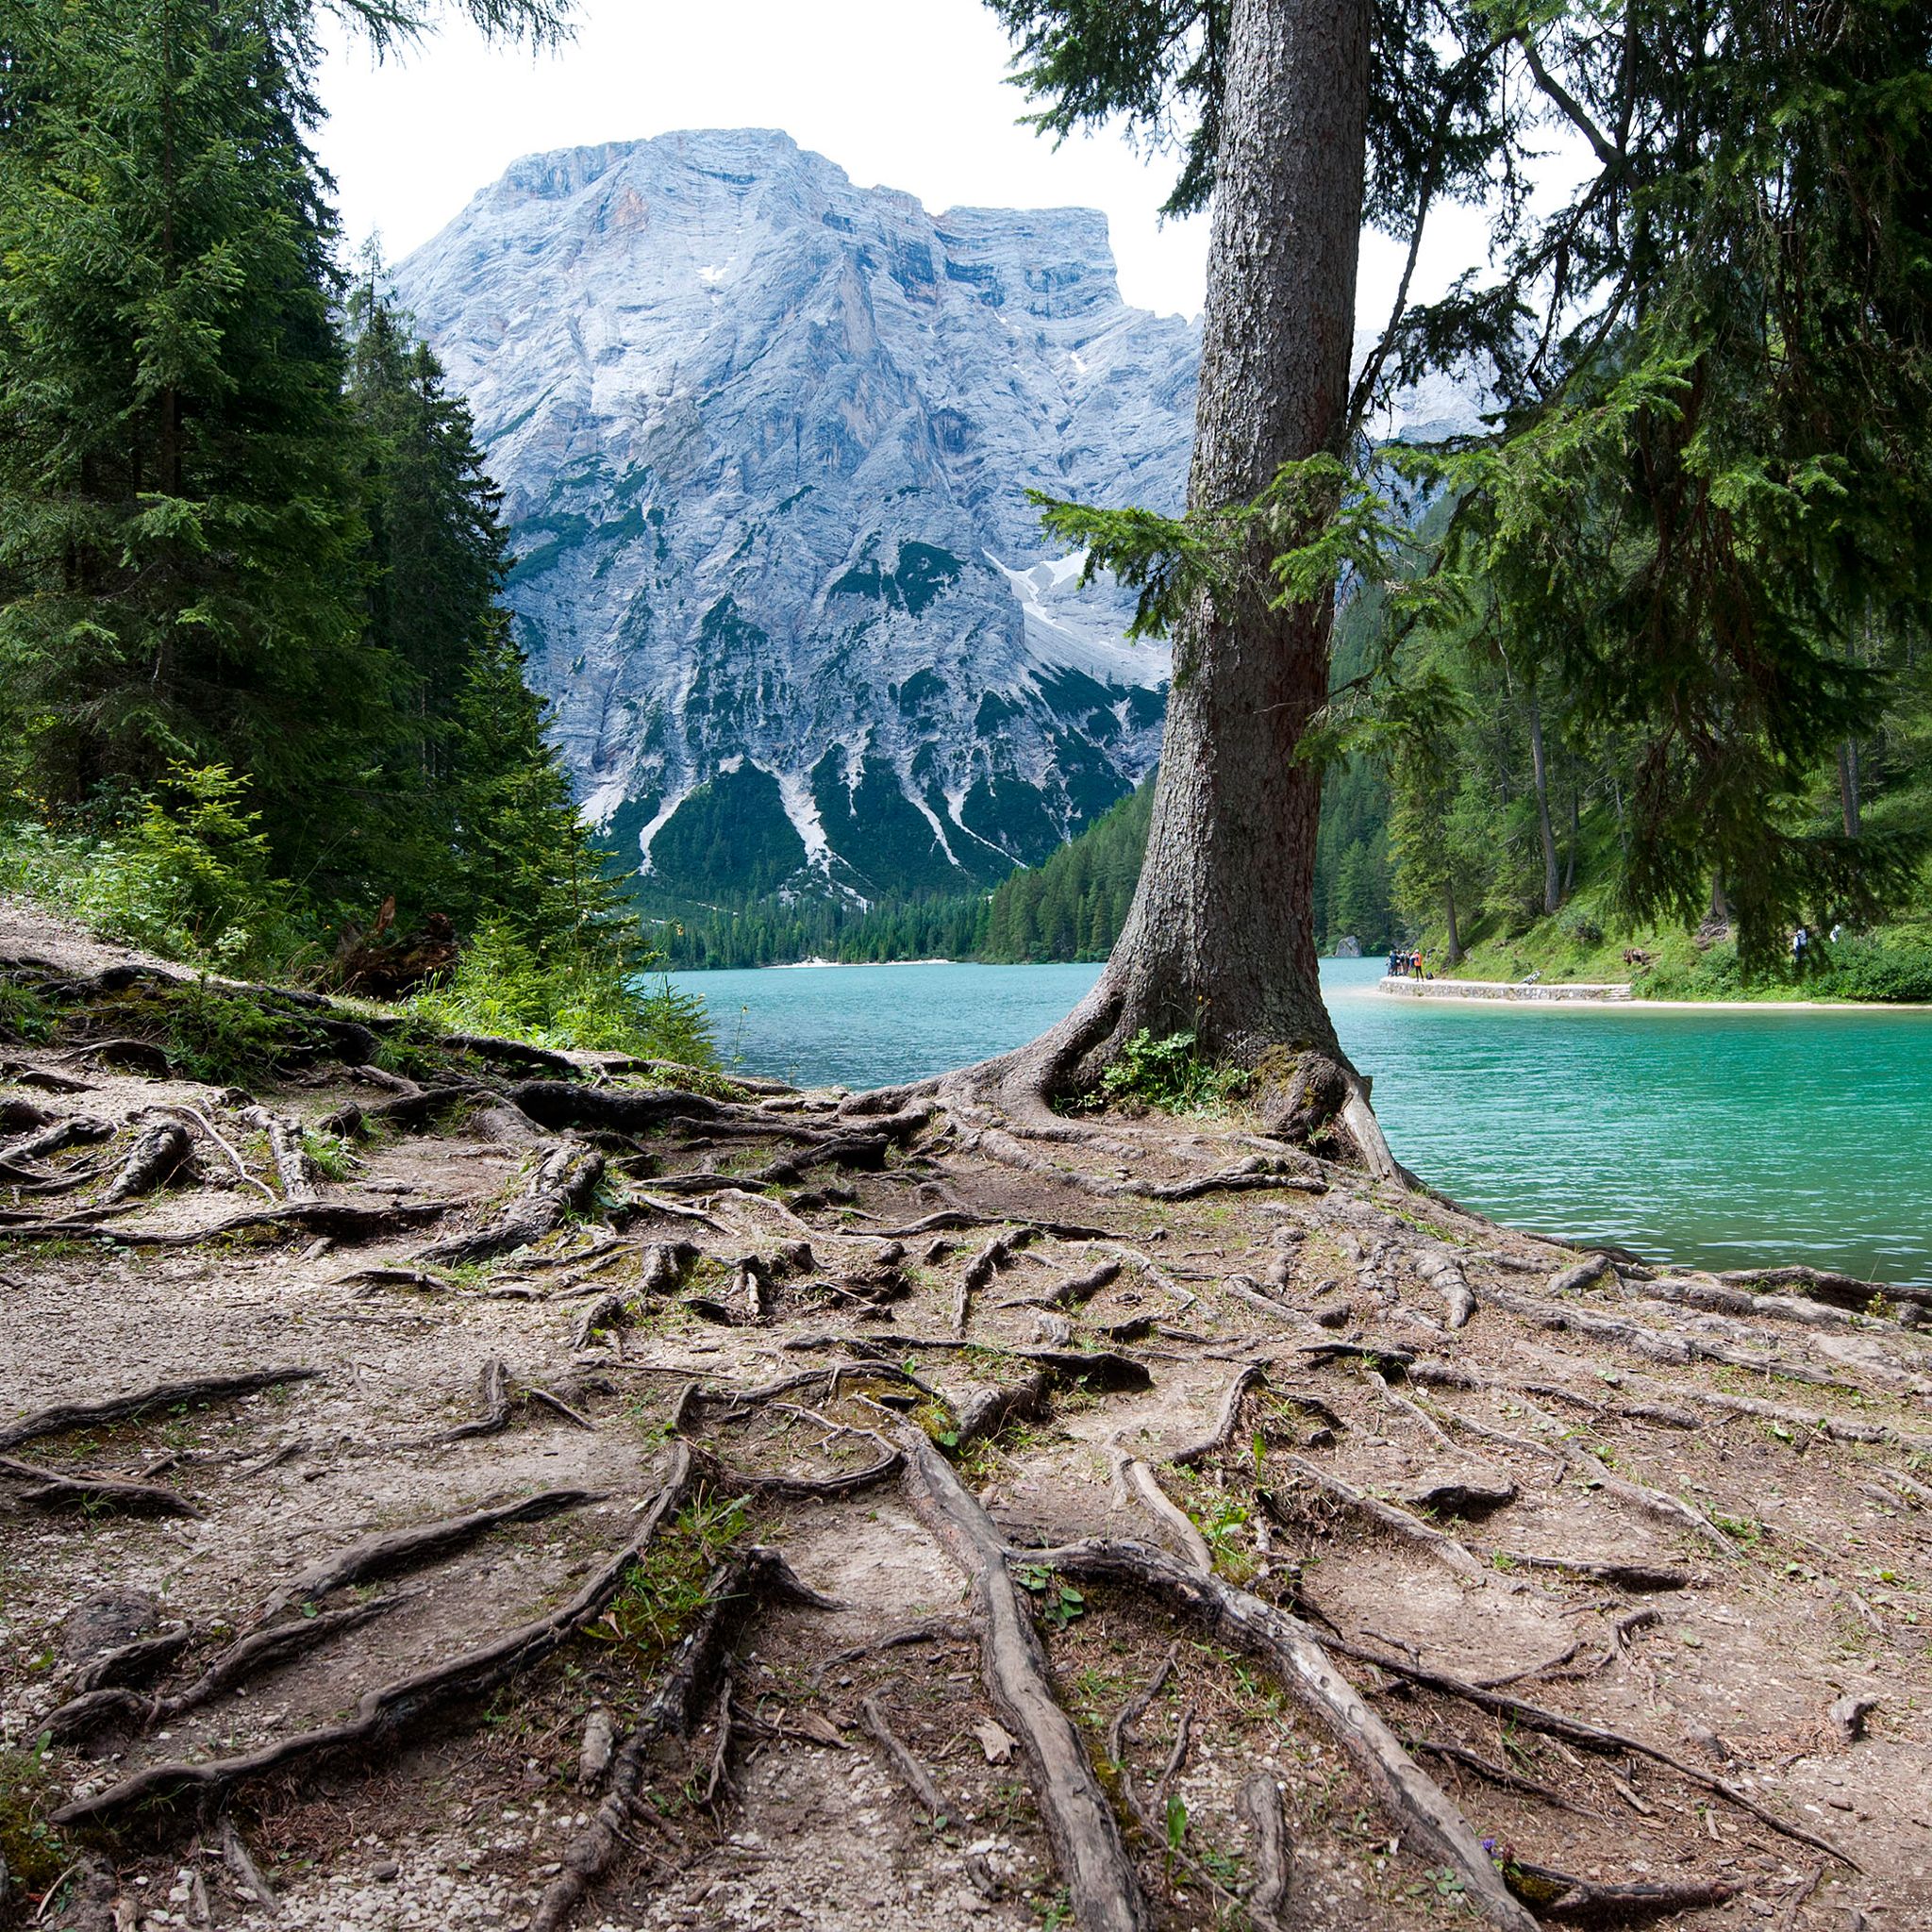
666, 956, 1932, 1286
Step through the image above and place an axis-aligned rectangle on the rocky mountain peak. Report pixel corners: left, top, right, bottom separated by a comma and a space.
397, 127, 1193, 908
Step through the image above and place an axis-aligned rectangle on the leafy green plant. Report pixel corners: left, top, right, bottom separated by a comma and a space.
0, 976, 53, 1043
161, 979, 316, 1085
0, 766, 305, 974
588, 1492, 749, 1669
1090, 1029, 1249, 1116
302, 1131, 360, 1181
1163, 1791, 1188, 1877
405, 922, 716, 1061
1014, 1563, 1087, 1630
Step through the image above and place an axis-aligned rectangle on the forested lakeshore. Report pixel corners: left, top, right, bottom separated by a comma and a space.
0, 0, 710, 1063
656, 586, 1932, 1000
3, 2, 1932, 1930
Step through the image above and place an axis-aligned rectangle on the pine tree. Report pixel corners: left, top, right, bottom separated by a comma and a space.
0, 0, 382, 868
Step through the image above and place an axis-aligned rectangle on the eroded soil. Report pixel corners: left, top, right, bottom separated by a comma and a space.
1, 902, 1928, 1932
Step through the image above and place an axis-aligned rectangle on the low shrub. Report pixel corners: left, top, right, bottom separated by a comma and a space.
1813, 934, 1932, 1004
405, 923, 716, 1063
0, 763, 304, 974
1092, 1029, 1249, 1116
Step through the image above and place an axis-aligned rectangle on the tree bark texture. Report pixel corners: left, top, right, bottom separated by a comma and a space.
968, 0, 1374, 1118
1529, 697, 1560, 915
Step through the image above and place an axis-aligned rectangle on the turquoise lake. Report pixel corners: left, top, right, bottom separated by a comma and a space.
667, 957, 1932, 1286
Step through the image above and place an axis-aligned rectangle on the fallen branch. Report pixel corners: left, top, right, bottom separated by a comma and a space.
1502, 1859, 1739, 1924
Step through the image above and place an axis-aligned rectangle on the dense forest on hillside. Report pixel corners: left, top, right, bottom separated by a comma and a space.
648, 591, 1403, 969
0, 0, 702, 1056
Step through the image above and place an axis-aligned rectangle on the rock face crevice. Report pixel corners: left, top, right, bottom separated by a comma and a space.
396, 128, 1195, 902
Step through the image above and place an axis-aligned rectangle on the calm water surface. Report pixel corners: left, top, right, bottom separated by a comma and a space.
667, 958, 1932, 1285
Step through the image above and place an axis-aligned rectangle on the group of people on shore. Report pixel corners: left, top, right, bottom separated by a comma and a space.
1387, 947, 1431, 980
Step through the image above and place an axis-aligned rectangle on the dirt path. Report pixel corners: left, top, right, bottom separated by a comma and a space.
0, 908, 1927, 1932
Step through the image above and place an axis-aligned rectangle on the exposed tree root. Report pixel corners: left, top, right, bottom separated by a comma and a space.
0, 1199, 452, 1248
971, 1124, 1324, 1205
1320, 1636, 1859, 1868
526, 1544, 836, 1932
100, 1120, 194, 1204
1270, 1457, 1484, 1579
234, 1106, 316, 1200
1239, 1773, 1292, 1931
1471, 1280, 1861, 1391
955, 1370, 1055, 1452
1714, 1263, 1931, 1324
815, 1615, 976, 1680
1504, 1555, 1698, 1592
54, 1445, 696, 1829
860, 1693, 950, 1820
1171, 1362, 1268, 1466
439, 1356, 515, 1441
260, 1486, 598, 1619
1501, 1860, 1740, 1924
72, 1626, 195, 1694
418, 1144, 605, 1266
1406, 1736, 1594, 1814
1507, 1397, 1740, 1557
1110, 1447, 1213, 1574
2, 1112, 111, 1163
1031, 1537, 1538, 1930
682, 1435, 903, 1500
0, 1368, 319, 1453
893, 1424, 1150, 1932
50, 1594, 407, 1741
1412, 1248, 1476, 1328
0, 1452, 202, 1517
954, 1228, 1034, 1334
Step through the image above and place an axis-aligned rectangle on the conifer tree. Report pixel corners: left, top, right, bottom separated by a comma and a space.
0, 0, 381, 869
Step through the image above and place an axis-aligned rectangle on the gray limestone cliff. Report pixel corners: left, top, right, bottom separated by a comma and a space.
396, 128, 1193, 904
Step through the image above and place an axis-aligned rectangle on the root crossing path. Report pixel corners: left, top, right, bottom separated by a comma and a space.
0, 907, 1928, 1932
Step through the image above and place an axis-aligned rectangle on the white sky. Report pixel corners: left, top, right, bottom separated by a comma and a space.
314, 0, 1505, 325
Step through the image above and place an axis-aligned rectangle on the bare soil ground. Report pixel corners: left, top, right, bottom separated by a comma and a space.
0, 901, 1927, 1932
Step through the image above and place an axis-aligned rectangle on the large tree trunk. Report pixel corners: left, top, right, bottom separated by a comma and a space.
1443, 881, 1462, 965
1839, 739, 1860, 838
1528, 696, 1561, 915
953, 0, 1384, 1166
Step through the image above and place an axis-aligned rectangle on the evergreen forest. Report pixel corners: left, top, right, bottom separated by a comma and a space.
0, 0, 706, 1057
